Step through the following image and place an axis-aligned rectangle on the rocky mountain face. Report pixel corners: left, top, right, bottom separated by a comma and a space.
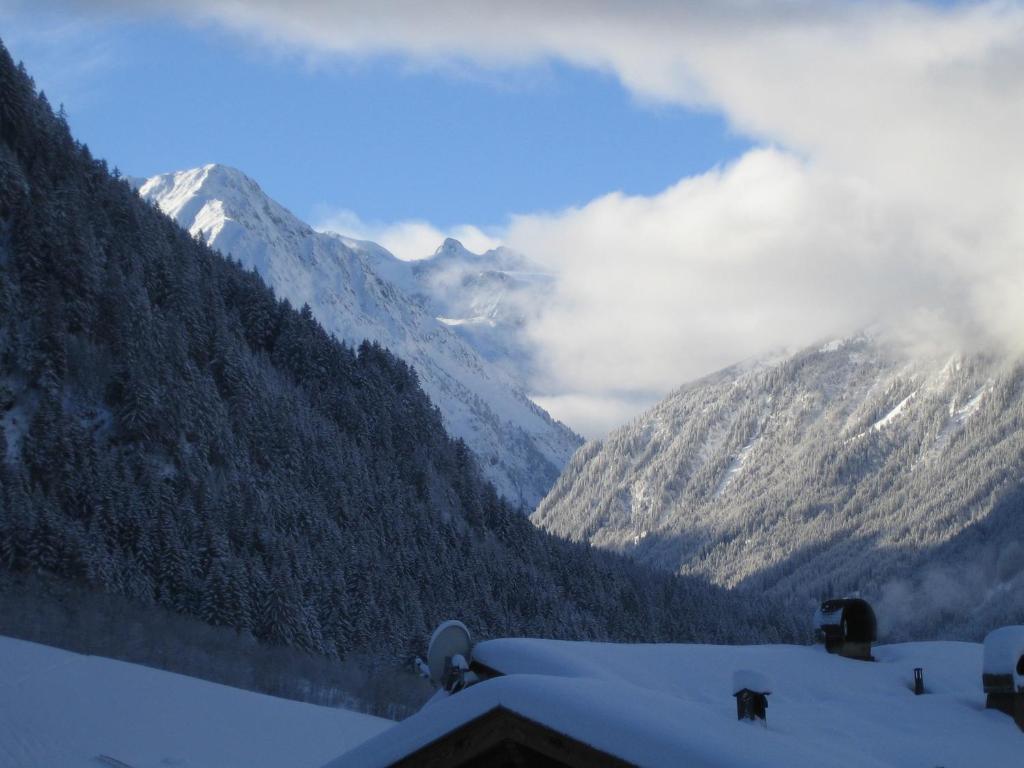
137, 166, 579, 509
533, 335, 1024, 639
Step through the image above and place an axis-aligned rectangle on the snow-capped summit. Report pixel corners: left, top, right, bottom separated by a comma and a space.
137, 165, 581, 509
141, 164, 309, 241
433, 237, 467, 258
428, 237, 532, 274
409, 239, 553, 386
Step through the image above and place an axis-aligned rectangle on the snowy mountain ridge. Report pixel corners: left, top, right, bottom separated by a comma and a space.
533, 334, 1024, 638
335, 233, 553, 388
137, 164, 581, 509
411, 237, 553, 386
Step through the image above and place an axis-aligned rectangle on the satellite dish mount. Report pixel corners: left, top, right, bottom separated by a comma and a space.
427, 620, 478, 694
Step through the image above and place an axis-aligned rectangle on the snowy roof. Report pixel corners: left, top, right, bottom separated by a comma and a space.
0, 635, 390, 768
326, 638, 1023, 768
332, 672, 856, 768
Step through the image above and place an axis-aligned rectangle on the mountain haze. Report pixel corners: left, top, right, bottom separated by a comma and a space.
137, 165, 578, 509
533, 335, 1024, 639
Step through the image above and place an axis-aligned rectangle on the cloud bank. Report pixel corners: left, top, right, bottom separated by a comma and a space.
87, 0, 1024, 435
506, 150, 966, 418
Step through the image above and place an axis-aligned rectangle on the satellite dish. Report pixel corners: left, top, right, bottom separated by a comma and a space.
427, 620, 473, 690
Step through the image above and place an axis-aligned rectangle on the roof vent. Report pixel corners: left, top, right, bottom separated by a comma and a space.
982, 625, 1024, 730
732, 669, 772, 725
814, 598, 877, 661
913, 667, 925, 696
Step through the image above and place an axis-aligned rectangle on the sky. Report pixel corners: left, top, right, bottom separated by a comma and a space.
4, 0, 1024, 436
0, 2, 748, 236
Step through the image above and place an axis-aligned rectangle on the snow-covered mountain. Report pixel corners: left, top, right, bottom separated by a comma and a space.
410, 238, 553, 387
533, 335, 1024, 638
137, 165, 581, 509
333, 234, 552, 388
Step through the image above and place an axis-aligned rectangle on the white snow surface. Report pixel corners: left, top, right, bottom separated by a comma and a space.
328, 638, 1021, 768
137, 165, 580, 509
0, 635, 390, 768
870, 390, 917, 432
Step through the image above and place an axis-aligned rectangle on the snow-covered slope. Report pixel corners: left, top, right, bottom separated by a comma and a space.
533, 335, 1024, 638
0, 635, 390, 768
409, 237, 553, 387
137, 165, 580, 509
330, 637, 1021, 767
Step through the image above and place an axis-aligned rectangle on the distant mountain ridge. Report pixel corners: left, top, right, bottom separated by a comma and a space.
336, 234, 552, 389
410, 237, 552, 388
137, 165, 579, 509
533, 335, 1024, 639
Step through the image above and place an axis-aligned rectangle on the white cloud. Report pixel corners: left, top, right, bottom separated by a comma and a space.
507, 148, 982, 424
531, 392, 663, 441
76, 0, 1024, 432
313, 208, 500, 261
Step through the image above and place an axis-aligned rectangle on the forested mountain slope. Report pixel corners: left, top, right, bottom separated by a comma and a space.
0, 42, 796, 671
136, 166, 578, 510
533, 336, 1024, 639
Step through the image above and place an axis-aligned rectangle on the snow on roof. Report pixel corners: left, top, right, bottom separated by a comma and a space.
0, 635, 390, 768
983, 625, 1024, 683
330, 673, 855, 768
327, 638, 1023, 768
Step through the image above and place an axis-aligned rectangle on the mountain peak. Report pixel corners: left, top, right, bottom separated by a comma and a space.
169, 163, 269, 205
139, 163, 311, 243
198, 162, 255, 187
136, 163, 251, 198
434, 237, 471, 258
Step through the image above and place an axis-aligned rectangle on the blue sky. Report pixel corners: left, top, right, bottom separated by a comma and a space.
1, 2, 748, 233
